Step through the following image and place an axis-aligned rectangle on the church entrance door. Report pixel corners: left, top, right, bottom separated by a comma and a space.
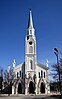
40, 82, 45, 93
18, 83, 22, 94
29, 81, 35, 94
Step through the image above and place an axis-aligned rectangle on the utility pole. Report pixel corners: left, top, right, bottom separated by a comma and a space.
54, 48, 61, 94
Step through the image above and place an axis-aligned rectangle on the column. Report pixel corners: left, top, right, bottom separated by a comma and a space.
12, 85, 14, 95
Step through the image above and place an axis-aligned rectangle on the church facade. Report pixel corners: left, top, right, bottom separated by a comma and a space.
12, 10, 50, 95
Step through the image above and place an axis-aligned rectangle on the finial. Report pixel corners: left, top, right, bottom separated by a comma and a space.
13, 59, 16, 68
46, 59, 49, 67
14, 59, 16, 63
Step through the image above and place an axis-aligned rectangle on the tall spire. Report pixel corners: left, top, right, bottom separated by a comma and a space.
28, 9, 33, 28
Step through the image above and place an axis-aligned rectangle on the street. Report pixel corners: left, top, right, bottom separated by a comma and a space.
0, 95, 61, 99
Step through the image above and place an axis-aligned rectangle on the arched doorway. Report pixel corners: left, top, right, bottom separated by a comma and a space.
18, 83, 22, 94
40, 82, 45, 93
29, 81, 35, 94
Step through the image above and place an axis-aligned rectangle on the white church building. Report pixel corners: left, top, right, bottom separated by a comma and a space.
11, 10, 50, 95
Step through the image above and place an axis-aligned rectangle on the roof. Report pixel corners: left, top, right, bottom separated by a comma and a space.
37, 62, 49, 70
14, 63, 23, 70
14, 62, 48, 70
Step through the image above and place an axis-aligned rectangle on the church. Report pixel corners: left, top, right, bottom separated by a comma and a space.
11, 10, 50, 95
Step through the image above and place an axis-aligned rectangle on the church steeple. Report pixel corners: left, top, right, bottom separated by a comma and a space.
28, 9, 33, 28
25, 10, 36, 81
27, 9, 35, 36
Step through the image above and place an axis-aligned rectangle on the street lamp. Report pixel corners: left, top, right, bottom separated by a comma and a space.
54, 48, 61, 94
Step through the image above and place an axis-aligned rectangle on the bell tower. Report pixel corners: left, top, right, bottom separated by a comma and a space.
25, 9, 37, 79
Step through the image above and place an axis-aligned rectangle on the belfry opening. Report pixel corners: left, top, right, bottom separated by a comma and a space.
18, 83, 22, 94
40, 82, 45, 93
29, 81, 35, 94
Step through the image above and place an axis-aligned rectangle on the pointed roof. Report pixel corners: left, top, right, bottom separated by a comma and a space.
28, 9, 33, 28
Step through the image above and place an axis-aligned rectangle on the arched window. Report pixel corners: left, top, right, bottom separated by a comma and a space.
29, 46, 33, 53
39, 72, 40, 78
20, 71, 21, 77
30, 60, 33, 69
44, 72, 45, 78
17, 72, 18, 78
41, 70, 43, 78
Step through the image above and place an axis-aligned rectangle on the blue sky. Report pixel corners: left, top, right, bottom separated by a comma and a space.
0, 0, 62, 70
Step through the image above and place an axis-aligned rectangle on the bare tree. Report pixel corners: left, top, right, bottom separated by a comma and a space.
50, 58, 62, 92
0, 67, 3, 94
3, 67, 15, 94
